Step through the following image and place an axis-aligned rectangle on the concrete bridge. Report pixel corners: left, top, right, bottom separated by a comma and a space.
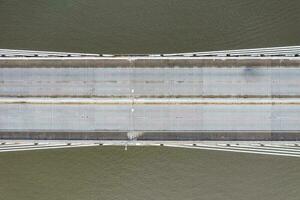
1, 47, 300, 143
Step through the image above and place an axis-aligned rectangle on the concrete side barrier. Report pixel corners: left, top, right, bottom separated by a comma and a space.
0, 131, 300, 141
0, 131, 128, 140
1, 57, 300, 68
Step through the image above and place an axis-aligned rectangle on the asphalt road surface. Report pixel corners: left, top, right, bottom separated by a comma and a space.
1, 67, 300, 97
1, 103, 300, 131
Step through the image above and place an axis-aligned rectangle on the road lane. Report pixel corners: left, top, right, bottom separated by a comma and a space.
1, 67, 300, 97
1, 103, 300, 132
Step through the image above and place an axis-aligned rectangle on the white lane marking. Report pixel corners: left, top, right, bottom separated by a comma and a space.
1, 97, 300, 105
0, 49, 99, 56
253, 144, 300, 150
0, 143, 47, 146
0, 143, 70, 150
0, 143, 50, 149
0, 144, 98, 153
165, 46, 300, 56
2, 46, 300, 57
1, 142, 300, 158
216, 144, 300, 153
165, 144, 300, 158
190, 144, 300, 155
1, 56, 300, 60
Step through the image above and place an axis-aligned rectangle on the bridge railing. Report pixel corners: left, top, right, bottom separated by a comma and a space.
1, 46, 300, 57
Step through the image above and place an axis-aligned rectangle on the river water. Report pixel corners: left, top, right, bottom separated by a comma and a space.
0, 146, 300, 200
0, 0, 299, 54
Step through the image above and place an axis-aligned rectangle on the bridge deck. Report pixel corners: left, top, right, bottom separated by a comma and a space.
1, 47, 300, 141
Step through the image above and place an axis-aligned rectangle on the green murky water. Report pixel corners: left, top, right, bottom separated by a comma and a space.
0, 0, 299, 54
0, 146, 299, 200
